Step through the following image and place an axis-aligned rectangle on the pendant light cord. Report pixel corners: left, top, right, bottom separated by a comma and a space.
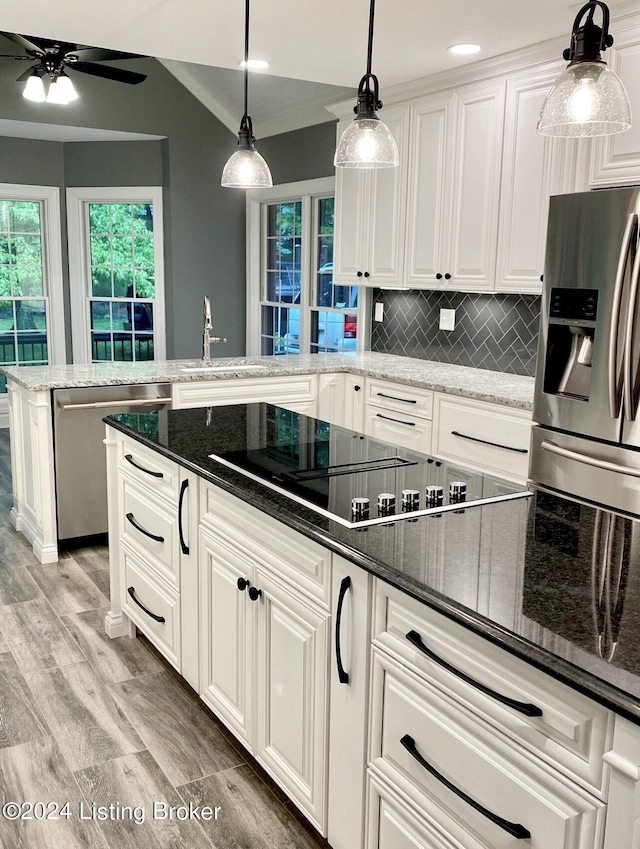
366, 0, 375, 77
243, 0, 250, 121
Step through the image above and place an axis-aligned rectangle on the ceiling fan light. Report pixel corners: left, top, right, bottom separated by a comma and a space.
538, 61, 630, 136
22, 72, 45, 103
46, 78, 70, 105
221, 143, 273, 188
55, 72, 79, 102
334, 113, 399, 168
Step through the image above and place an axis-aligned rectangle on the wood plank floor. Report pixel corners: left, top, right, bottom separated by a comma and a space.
0, 429, 329, 849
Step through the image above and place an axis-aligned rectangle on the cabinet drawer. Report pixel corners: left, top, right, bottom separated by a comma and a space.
200, 482, 331, 607
373, 581, 611, 794
367, 379, 433, 419
370, 650, 605, 849
120, 477, 179, 589
365, 770, 449, 849
117, 435, 179, 504
364, 406, 432, 455
122, 544, 180, 669
433, 393, 531, 482
171, 374, 317, 410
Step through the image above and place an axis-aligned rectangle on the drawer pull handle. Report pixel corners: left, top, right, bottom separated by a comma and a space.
400, 735, 531, 840
376, 413, 416, 427
405, 630, 542, 717
335, 576, 351, 684
376, 392, 417, 404
125, 512, 165, 543
178, 479, 189, 555
450, 430, 528, 454
124, 453, 164, 477
127, 586, 166, 623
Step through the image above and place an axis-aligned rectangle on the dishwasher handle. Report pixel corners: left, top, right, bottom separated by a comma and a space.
59, 397, 172, 411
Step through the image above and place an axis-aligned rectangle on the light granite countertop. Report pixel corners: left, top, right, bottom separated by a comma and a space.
0, 352, 535, 410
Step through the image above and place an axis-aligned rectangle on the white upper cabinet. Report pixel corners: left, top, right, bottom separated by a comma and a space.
495, 66, 583, 294
590, 24, 640, 186
405, 80, 505, 291
334, 104, 409, 287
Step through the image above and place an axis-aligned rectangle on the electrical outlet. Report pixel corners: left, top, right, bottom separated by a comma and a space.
374, 302, 384, 322
439, 308, 456, 331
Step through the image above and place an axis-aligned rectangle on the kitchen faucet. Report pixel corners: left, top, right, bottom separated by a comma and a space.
203, 296, 227, 361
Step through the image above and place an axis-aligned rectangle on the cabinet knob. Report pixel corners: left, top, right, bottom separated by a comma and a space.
237, 577, 251, 591
364, 271, 370, 278
444, 273, 451, 280
540, 274, 544, 282
354, 384, 361, 391
248, 586, 262, 601
357, 271, 363, 278
436, 273, 443, 280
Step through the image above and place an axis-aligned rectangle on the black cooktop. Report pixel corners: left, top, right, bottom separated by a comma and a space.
207, 403, 531, 527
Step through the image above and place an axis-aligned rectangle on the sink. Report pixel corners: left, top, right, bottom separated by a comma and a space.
177, 364, 271, 373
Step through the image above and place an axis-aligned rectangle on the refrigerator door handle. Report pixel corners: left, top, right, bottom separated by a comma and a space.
625, 242, 640, 421
610, 213, 638, 418
541, 439, 640, 478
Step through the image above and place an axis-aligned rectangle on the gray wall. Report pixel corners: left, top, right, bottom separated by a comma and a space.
259, 121, 337, 183
0, 57, 246, 360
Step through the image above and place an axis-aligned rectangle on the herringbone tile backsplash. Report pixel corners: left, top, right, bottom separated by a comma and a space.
370, 290, 541, 377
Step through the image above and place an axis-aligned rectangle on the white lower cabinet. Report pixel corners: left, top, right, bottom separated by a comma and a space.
198, 483, 331, 833
364, 379, 433, 454
318, 372, 365, 431
171, 373, 318, 415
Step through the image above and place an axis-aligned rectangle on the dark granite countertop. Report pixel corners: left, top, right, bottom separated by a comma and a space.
105, 404, 640, 725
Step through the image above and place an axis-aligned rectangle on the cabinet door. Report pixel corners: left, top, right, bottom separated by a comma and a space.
405, 91, 455, 287
254, 569, 329, 833
198, 526, 253, 748
317, 372, 346, 427
328, 558, 371, 849
344, 373, 365, 432
590, 26, 640, 186
448, 80, 505, 291
334, 119, 370, 285
496, 70, 563, 294
367, 104, 409, 286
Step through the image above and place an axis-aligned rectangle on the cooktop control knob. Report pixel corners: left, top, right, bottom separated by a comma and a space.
377, 493, 396, 516
425, 485, 444, 507
351, 497, 370, 521
449, 481, 467, 503
401, 489, 420, 512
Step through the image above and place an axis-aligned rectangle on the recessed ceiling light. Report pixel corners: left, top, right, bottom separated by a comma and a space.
448, 43, 482, 56
238, 59, 270, 71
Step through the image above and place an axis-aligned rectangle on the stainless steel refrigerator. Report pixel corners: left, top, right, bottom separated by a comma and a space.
530, 187, 640, 515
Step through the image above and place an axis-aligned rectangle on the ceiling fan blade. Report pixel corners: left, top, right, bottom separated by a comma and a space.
71, 62, 147, 85
67, 47, 146, 62
16, 65, 38, 83
0, 32, 44, 55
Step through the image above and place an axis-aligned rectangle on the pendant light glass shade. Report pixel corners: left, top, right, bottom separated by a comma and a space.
221, 0, 273, 189
221, 145, 273, 188
538, 0, 631, 137
52, 72, 79, 103
334, 0, 399, 169
334, 114, 399, 168
537, 61, 630, 136
22, 72, 45, 102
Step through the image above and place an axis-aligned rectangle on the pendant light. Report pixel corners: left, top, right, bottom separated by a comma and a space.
221, 0, 273, 188
334, 0, 399, 168
538, 0, 631, 137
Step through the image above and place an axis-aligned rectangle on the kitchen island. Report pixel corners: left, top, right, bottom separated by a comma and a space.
1, 352, 534, 563
104, 402, 640, 849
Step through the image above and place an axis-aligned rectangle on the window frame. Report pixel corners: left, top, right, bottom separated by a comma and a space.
0, 183, 65, 426
67, 186, 166, 364
246, 177, 367, 357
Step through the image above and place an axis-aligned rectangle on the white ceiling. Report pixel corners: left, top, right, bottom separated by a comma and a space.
2, 0, 640, 139
0, 118, 164, 142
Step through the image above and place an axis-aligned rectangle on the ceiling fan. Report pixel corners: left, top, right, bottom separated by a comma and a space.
0, 32, 147, 103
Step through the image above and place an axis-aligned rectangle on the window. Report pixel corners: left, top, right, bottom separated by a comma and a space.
67, 187, 165, 364
247, 178, 362, 356
0, 184, 65, 403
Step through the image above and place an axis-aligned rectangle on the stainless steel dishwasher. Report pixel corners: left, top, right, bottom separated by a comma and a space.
53, 383, 172, 542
